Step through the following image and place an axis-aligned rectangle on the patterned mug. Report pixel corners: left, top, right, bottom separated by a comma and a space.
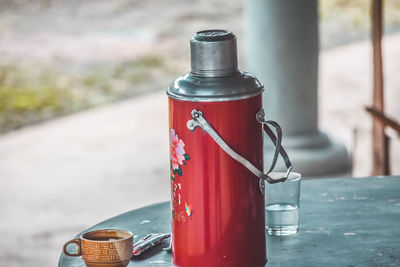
63, 229, 133, 267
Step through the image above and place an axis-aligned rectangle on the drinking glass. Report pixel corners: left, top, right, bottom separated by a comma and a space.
265, 172, 301, 235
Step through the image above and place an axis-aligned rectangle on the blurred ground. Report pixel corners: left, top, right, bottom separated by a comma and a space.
0, 0, 400, 266
1, 0, 400, 132
0, 92, 170, 266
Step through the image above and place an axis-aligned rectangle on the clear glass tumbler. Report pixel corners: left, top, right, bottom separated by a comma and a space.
265, 172, 301, 235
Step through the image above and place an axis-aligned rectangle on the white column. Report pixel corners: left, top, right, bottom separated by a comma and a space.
244, 0, 349, 176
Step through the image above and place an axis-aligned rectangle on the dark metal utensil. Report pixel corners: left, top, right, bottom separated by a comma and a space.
132, 233, 171, 256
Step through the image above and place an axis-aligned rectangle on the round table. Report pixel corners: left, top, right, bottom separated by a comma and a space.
59, 177, 400, 266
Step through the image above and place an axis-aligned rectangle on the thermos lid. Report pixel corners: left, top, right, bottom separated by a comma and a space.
190, 30, 238, 77
167, 29, 263, 102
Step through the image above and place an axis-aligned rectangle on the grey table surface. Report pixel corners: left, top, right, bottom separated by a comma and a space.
59, 176, 400, 266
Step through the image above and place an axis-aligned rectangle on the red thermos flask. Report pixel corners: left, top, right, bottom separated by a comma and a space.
167, 30, 292, 267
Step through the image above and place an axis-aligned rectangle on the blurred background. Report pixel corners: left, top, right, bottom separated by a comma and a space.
0, 0, 399, 266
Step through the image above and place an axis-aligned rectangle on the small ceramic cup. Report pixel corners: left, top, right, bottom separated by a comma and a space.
63, 229, 133, 267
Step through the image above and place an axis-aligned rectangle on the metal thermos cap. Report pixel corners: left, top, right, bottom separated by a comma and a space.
190, 30, 238, 77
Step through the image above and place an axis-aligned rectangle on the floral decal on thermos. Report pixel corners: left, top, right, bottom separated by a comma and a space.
169, 129, 192, 221
170, 129, 190, 178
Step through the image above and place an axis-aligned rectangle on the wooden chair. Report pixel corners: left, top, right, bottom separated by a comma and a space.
367, 0, 400, 175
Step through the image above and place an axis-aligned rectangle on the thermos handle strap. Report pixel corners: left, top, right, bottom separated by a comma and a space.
187, 109, 293, 184
256, 109, 293, 178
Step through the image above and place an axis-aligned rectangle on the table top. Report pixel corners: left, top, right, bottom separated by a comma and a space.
59, 176, 400, 266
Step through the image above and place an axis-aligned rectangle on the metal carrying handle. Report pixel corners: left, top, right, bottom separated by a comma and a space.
187, 109, 293, 185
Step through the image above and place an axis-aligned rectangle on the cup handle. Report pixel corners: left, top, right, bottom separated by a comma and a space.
63, 238, 81, 257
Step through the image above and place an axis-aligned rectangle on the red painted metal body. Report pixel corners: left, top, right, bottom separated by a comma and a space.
169, 95, 266, 267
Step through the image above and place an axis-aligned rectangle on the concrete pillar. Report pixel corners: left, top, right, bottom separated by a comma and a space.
244, 0, 349, 176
